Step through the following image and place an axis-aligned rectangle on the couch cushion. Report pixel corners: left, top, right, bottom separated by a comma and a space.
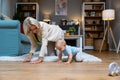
0, 20, 20, 28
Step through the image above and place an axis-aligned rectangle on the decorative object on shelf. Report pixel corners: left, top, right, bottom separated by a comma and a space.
65, 30, 70, 36
60, 19, 67, 25
99, 9, 117, 52
90, 11, 95, 16
32, 5, 36, 10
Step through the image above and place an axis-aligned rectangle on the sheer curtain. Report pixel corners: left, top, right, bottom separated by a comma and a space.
0, 0, 2, 12
0, 0, 11, 17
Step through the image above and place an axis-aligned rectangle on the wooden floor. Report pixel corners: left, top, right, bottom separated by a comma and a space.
0, 50, 120, 80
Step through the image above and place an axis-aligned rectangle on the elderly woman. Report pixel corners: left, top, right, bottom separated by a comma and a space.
23, 17, 64, 64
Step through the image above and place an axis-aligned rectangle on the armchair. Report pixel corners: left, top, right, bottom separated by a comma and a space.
0, 20, 31, 56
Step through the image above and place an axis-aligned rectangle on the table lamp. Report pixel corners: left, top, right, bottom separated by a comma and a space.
43, 13, 51, 23
99, 9, 117, 52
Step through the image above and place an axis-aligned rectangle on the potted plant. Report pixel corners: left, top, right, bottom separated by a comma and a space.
68, 27, 76, 35
65, 30, 70, 36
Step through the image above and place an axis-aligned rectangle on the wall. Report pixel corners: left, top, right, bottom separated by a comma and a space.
1, 0, 82, 24
106, 0, 120, 49
39, 0, 82, 24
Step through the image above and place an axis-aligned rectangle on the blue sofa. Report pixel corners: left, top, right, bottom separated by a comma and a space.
0, 20, 31, 56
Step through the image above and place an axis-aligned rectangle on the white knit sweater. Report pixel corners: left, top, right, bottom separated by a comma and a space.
23, 17, 64, 57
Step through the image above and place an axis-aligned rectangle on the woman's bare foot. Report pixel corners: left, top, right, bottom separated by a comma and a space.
23, 53, 33, 63
30, 57, 43, 64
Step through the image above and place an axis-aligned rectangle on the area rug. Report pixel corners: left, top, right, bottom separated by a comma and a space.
0, 52, 102, 62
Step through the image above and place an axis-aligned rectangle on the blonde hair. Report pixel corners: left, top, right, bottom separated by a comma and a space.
55, 39, 66, 48
23, 17, 41, 35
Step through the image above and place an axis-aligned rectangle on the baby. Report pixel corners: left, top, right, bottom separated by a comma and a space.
55, 39, 83, 64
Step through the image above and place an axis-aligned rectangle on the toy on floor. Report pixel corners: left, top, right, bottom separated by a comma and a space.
108, 62, 120, 76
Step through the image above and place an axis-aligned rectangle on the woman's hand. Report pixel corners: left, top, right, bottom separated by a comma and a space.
23, 53, 33, 63
30, 57, 43, 64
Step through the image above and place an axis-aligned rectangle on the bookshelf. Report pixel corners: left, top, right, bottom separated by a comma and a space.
82, 2, 105, 49
16, 2, 39, 21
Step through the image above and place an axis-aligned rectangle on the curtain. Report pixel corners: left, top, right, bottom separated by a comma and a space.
0, 0, 2, 12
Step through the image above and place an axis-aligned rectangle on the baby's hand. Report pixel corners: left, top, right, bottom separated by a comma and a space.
57, 60, 62, 64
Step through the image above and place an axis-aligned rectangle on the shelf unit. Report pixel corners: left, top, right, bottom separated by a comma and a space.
16, 2, 39, 21
82, 2, 105, 49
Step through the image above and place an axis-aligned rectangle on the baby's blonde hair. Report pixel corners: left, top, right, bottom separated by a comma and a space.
55, 39, 66, 48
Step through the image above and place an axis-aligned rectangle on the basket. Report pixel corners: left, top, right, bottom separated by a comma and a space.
85, 38, 93, 46
93, 38, 108, 51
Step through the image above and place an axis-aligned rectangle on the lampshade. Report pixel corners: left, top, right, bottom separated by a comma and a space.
43, 13, 51, 22
102, 9, 115, 20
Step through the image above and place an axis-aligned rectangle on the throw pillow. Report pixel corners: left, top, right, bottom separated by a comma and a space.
0, 13, 11, 20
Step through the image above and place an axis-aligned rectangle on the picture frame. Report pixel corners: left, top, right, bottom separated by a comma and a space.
55, 0, 67, 16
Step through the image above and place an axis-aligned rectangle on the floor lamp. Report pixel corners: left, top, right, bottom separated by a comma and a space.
117, 39, 120, 53
99, 9, 117, 52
